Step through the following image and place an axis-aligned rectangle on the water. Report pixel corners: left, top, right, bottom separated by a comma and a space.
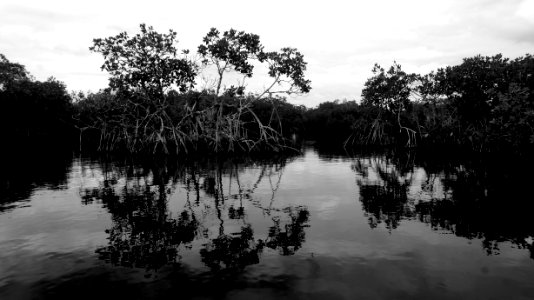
1, 148, 534, 299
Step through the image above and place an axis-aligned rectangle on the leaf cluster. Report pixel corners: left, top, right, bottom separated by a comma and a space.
265, 48, 311, 94
361, 62, 418, 113
0, 53, 30, 90
197, 27, 311, 97
198, 28, 264, 77
89, 24, 197, 99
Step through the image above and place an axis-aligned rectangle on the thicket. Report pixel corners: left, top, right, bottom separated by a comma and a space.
1, 25, 532, 154
0, 54, 75, 146
73, 90, 307, 154
71, 24, 311, 154
305, 54, 534, 152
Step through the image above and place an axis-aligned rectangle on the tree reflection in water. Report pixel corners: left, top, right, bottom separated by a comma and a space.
352, 150, 534, 259
79, 156, 310, 273
266, 207, 310, 256
1, 150, 71, 212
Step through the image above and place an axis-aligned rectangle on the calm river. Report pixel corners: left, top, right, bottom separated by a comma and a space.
1, 147, 533, 299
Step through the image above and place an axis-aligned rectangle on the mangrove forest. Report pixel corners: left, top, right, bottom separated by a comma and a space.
1, 24, 532, 154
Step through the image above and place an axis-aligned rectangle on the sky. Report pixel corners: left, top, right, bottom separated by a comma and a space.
1, 0, 533, 107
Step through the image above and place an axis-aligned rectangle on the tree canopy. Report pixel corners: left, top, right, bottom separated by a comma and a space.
198, 27, 311, 99
0, 54, 30, 90
361, 62, 418, 114
0, 54, 73, 144
198, 28, 264, 95
90, 24, 197, 100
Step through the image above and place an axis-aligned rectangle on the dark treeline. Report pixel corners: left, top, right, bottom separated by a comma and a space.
2, 24, 311, 154
1, 25, 532, 153
72, 25, 311, 154
305, 54, 534, 151
0, 54, 76, 147
73, 90, 307, 154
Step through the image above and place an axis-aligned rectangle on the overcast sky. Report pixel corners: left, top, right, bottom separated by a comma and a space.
1, 0, 533, 107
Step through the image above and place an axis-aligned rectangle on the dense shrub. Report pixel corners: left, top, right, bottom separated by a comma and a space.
2, 50, 533, 153
0, 54, 75, 147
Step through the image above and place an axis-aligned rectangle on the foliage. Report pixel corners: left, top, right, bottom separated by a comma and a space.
198, 28, 311, 99
430, 54, 511, 122
90, 24, 197, 100
361, 62, 418, 114
261, 47, 312, 97
421, 54, 534, 150
489, 83, 534, 147
304, 53, 534, 152
198, 28, 264, 95
3, 31, 534, 154
0, 53, 30, 89
73, 90, 299, 153
81, 24, 312, 154
248, 97, 306, 140
0, 54, 74, 145
359, 62, 419, 147
304, 100, 363, 143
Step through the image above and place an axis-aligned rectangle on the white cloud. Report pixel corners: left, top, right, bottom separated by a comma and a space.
1, 0, 532, 107
517, 0, 534, 20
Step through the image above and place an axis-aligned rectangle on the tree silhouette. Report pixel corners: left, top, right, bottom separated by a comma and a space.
90, 24, 197, 100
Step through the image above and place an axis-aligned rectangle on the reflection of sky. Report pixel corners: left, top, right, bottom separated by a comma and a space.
2, 148, 534, 299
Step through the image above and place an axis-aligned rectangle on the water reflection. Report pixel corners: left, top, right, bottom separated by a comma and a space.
352, 150, 534, 258
0, 151, 71, 212
2, 148, 534, 299
79, 156, 311, 272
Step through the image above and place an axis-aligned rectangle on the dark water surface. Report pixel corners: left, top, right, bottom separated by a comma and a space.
1, 148, 534, 299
